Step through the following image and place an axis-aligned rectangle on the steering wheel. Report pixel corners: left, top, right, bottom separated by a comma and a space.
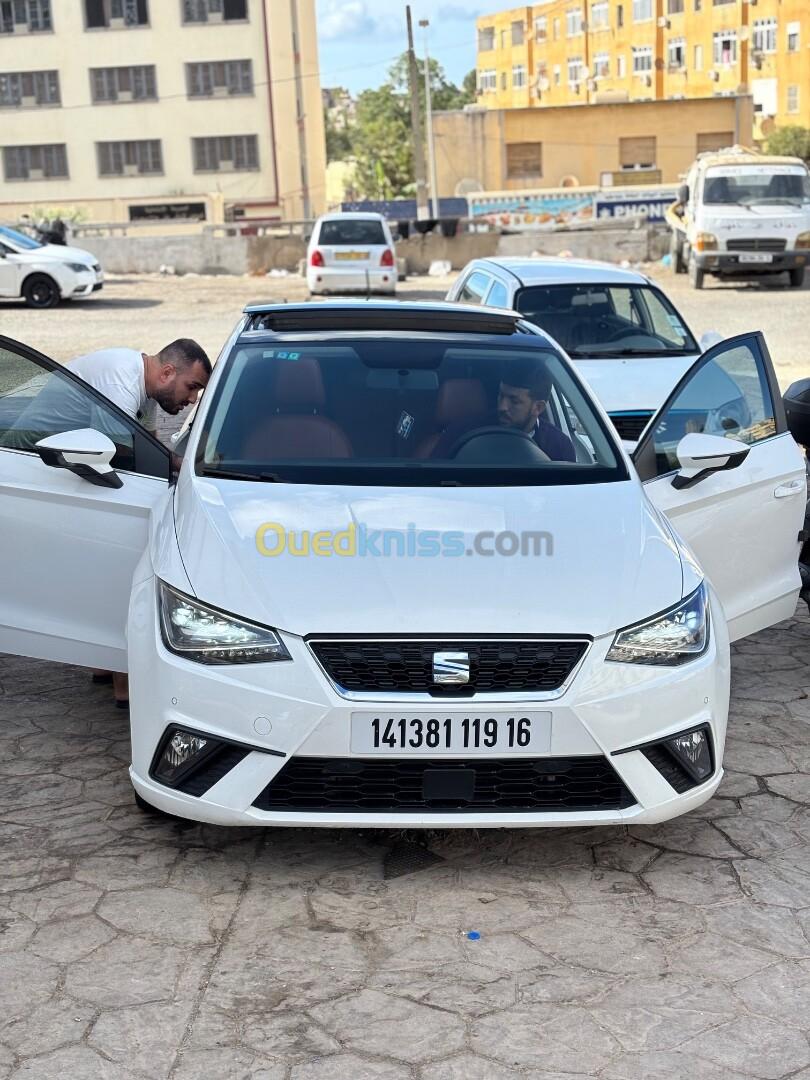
446, 425, 550, 462
602, 326, 649, 343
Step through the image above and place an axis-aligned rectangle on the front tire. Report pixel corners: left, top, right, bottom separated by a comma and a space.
790, 267, 805, 288
688, 258, 705, 290
22, 274, 60, 309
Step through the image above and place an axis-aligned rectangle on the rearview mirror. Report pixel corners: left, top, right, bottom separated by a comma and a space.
671, 432, 749, 490
678, 184, 690, 205
784, 378, 810, 447
35, 428, 122, 488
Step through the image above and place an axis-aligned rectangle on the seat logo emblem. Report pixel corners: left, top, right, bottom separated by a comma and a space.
432, 651, 470, 684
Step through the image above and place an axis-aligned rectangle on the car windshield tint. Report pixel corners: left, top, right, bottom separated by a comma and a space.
515, 284, 699, 358
319, 220, 386, 245
198, 337, 625, 487
703, 168, 810, 206
0, 226, 43, 250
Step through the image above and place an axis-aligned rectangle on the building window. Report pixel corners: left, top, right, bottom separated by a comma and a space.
3, 143, 67, 180
506, 142, 542, 179
553, 64, 561, 86
566, 8, 583, 36
182, 0, 247, 23
478, 69, 497, 92
713, 30, 737, 65
478, 26, 494, 50
511, 19, 524, 45
617, 54, 626, 78
553, 17, 560, 39
97, 139, 163, 176
619, 135, 656, 169
667, 38, 686, 69
500, 70, 507, 90
0, 0, 51, 33
787, 23, 800, 53
0, 70, 59, 107
91, 66, 156, 103
594, 52, 610, 78
186, 60, 253, 98
667, 0, 684, 12
591, 2, 609, 29
85, 0, 148, 27
616, 5, 624, 28
694, 43, 703, 71
632, 45, 653, 74
534, 15, 546, 41
193, 134, 259, 172
752, 19, 777, 55
632, 0, 652, 21
712, 0, 734, 5
567, 57, 584, 85
788, 85, 800, 114
696, 131, 733, 153
512, 64, 527, 89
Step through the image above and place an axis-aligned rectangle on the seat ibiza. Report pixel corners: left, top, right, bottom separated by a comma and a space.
0, 303, 805, 827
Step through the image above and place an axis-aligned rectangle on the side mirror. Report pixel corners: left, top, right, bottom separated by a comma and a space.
698, 331, 724, 352
784, 377, 810, 447
35, 428, 122, 489
671, 432, 749, 490
678, 183, 690, 205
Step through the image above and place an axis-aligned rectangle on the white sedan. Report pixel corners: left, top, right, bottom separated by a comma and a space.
0, 302, 805, 828
0, 226, 103, 308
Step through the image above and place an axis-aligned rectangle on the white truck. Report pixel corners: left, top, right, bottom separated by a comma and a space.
667, 147, 810, 290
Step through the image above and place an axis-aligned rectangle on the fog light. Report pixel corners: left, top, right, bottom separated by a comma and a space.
665, 727, 712, 783
154, 728, 217, 786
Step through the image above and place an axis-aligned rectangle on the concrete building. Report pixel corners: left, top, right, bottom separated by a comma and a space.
0, 0, 326, 226
476, 0, 808, 138
433, 94, 753, 192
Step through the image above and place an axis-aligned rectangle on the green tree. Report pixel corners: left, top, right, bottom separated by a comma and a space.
766, 126, 810, 162
324, 108, 353, 163
351, 83, 414, 198
387, 53, 474, 112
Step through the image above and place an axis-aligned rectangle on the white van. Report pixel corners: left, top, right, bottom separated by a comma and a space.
668, 147, 810, 289
306, 212, 397, 296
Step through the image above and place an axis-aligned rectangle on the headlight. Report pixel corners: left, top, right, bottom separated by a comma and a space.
694, 233, 718, 253
67, 262, 91, 273
606, 583, 709, 666
796, 231, 810, 248
158, 581, 291, 665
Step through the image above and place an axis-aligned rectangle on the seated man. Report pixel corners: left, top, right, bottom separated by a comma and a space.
431, 355, 577, 462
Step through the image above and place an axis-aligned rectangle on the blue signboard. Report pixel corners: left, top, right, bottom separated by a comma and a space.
594, 191, 677, 221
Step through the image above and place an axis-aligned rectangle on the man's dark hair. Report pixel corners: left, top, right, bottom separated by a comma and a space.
500, 355, 551, 402
159, 339, 212, 375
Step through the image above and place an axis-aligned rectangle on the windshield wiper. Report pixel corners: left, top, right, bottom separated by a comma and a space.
569, 346, 694, 357
200, 467, 280, 482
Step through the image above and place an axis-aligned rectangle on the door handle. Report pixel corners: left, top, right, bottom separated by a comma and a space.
774, 479, 805, 498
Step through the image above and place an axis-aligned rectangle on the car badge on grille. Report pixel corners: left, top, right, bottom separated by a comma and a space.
432, 651, 470, 685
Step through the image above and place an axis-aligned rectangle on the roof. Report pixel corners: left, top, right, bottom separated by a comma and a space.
314, 211, 387, 222
477, 256, 649, 287
695, 148, 807, 170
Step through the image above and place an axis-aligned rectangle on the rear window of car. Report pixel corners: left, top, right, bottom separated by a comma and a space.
318, 219, 387, 246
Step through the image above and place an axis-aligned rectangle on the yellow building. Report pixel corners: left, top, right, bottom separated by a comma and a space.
0, 0, 326, 226
476, 0, 809, 136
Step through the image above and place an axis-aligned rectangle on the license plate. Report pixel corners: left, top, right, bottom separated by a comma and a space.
350, 711, 552, 755
738, 253, 773, 264
334, 250, 369, 261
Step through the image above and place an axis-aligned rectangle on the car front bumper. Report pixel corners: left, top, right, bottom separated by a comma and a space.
128, 577, 730, 828
307, 267, 397, 294
696, 250, 810, 275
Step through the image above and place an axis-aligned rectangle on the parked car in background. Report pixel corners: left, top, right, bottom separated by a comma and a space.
446, 256, 721, 444
0, 302, 806, 829
306, 212, 397, 296
0, 226, 103, 308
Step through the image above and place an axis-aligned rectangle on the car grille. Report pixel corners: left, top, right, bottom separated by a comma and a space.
608, 412, 653, 442
309, 638, 589, 696
641, 744, 698, 794
726, 238, 786, 253
253, 756, 636, 813
174, 746, 249, 797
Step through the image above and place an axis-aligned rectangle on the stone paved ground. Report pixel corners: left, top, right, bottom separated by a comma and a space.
1, 607, 810, 1079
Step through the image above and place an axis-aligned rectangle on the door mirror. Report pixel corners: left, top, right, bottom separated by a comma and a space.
35, 428, 123, 489
784, 378, 810, 447
671, 432, 750, 490
678, 183, 690, 205
699, 330, 724, 352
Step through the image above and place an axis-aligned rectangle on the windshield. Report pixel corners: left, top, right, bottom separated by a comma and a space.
318, 219, 386, 245
514, 284, 698, 358
703, 166, 810, 206
197, 336, 625, 486
0, 226, 43, 250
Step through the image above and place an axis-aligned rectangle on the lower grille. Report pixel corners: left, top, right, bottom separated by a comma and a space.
726, 238, 786, 253
642, 744, 698, 794
309, 638, 589, 695
174, 746, 249, 797
609, 412, 653, 442
253, 755, 635, 813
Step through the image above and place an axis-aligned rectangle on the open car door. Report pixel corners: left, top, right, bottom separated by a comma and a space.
633, 331, 806, 642
0, 336, 170, 671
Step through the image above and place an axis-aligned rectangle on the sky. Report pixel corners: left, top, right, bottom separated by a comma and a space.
315, 0, 493, 94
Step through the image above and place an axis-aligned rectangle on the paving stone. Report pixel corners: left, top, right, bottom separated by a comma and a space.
703, 903, 810, 958
66, 936, 199, 1007
421, 1055, 523, 1080
733, 959, 810, 1028
28, 914, 117, 964
735, 857, 810, 908
0, 951, 58, 1020
1, 997, 93, 1059
641, 852, 744, 905
89, 1000, 196, 1077
369, 961, 516, 1017
600, 1052, 751, 1079
633, 817, 741, 859
681, 1015, 810, 1079
10, 1045, 140, 1079
7, 880, 102, 923
171, 1048, 286, 1080
242, 1011, 342, 1062
470, 1003, 620, 1071
97, 886, 217, 944
290, 1055, 412, 1079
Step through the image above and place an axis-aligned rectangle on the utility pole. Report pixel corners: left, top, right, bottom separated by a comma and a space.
420, 18, 439, 218
406, 5, 429, 220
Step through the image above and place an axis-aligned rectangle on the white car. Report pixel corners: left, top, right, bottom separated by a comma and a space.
0, 303, 805, 829
447, 257, 720, 444
0, 226, 104, 308
306, 212, 397, 296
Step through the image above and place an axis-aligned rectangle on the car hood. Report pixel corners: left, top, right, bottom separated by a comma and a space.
19, 243, 97, 265
170, 473, 684, 639
573, 353, 697, 415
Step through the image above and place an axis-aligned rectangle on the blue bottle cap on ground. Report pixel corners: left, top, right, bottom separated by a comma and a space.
467, 930, 481, 940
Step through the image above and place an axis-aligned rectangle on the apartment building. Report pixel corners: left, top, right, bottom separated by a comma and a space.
0, 0, 326, 225
476, 0, 809, 137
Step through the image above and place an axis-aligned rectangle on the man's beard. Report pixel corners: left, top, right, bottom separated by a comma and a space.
151, 388, 181, 413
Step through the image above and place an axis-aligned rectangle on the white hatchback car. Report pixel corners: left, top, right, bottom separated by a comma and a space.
0, 225, 103, 308
306, 212, 397, 296
0, 303, 805, 829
